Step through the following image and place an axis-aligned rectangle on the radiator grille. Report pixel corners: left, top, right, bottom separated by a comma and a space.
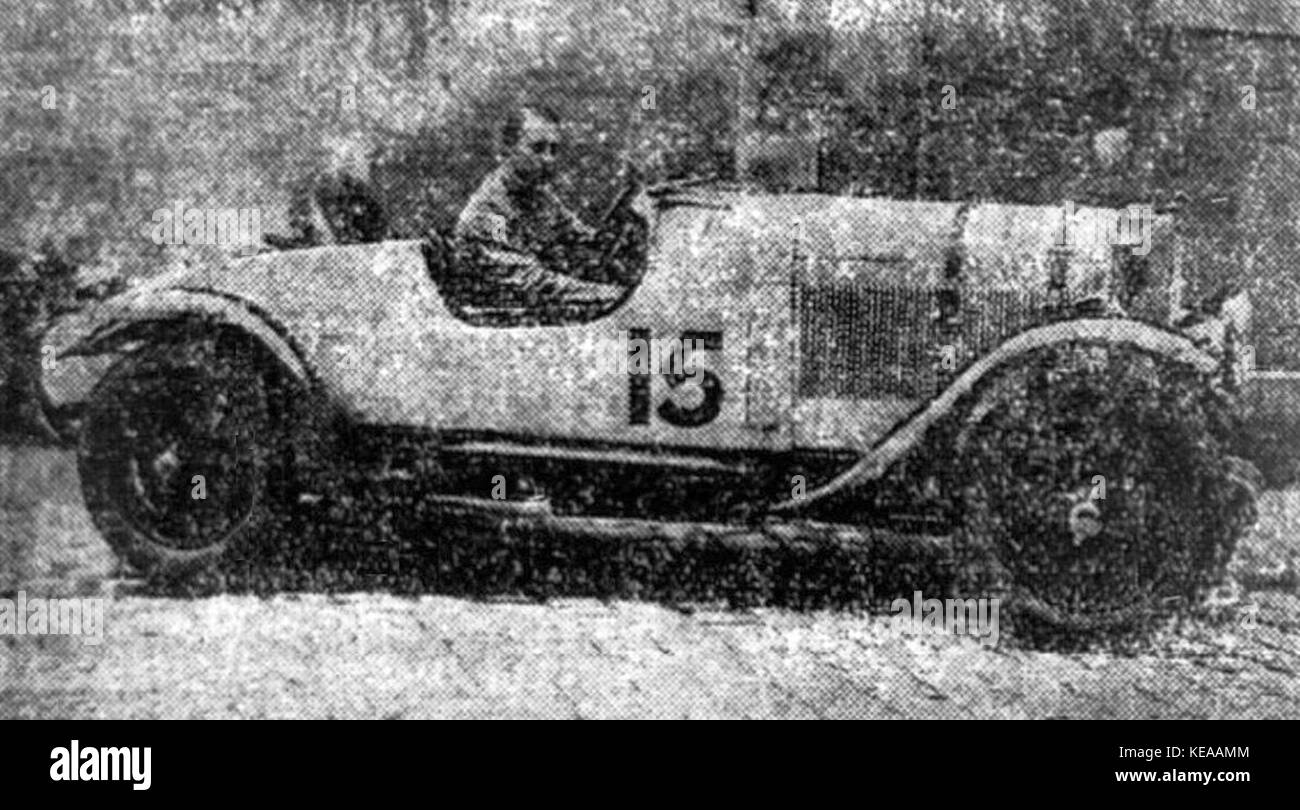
797, 280, 1046, 399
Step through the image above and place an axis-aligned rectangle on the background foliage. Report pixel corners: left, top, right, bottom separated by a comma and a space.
0, 0, 1295, 367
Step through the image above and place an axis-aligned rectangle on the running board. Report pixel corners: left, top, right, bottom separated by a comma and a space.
422, 494, 949, 557
439, 441, 748, 473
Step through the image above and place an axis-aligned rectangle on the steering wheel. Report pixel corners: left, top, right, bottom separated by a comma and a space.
593, 167, 652, 287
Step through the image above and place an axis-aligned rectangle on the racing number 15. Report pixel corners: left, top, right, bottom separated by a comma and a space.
628, 329, 724, 427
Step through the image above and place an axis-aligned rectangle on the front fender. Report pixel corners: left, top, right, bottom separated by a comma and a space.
772, 318, 1220, 512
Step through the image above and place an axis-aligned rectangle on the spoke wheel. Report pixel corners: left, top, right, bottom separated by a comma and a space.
949, 341, 1253, 639
79, 335, 272, 577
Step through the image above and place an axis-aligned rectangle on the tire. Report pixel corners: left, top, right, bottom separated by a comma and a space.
78, 333, 275, 578
38, 386, 82, 445
947, 340, 1256, 639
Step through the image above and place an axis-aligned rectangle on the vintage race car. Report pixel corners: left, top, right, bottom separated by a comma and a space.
44, 188, 1258, 631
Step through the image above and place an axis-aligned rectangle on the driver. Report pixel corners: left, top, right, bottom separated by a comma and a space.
454, 107, 631, 309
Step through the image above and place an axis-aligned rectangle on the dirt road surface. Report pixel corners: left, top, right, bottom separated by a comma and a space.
2, 445, 1298, 719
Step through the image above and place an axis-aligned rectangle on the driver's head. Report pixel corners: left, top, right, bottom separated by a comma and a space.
502, 106, 561, 187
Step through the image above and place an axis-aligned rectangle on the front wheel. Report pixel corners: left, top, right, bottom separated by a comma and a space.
78, 334, 274, 578
948, 341, 1255, 638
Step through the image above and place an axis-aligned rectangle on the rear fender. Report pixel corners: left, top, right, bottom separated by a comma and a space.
51, 290, 312, 408
772, 318, 1219, 512
69, 290, 308, 377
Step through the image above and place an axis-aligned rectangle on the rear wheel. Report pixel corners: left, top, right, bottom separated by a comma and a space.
78, 334, 274, 578
948, 341, 1255, 637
